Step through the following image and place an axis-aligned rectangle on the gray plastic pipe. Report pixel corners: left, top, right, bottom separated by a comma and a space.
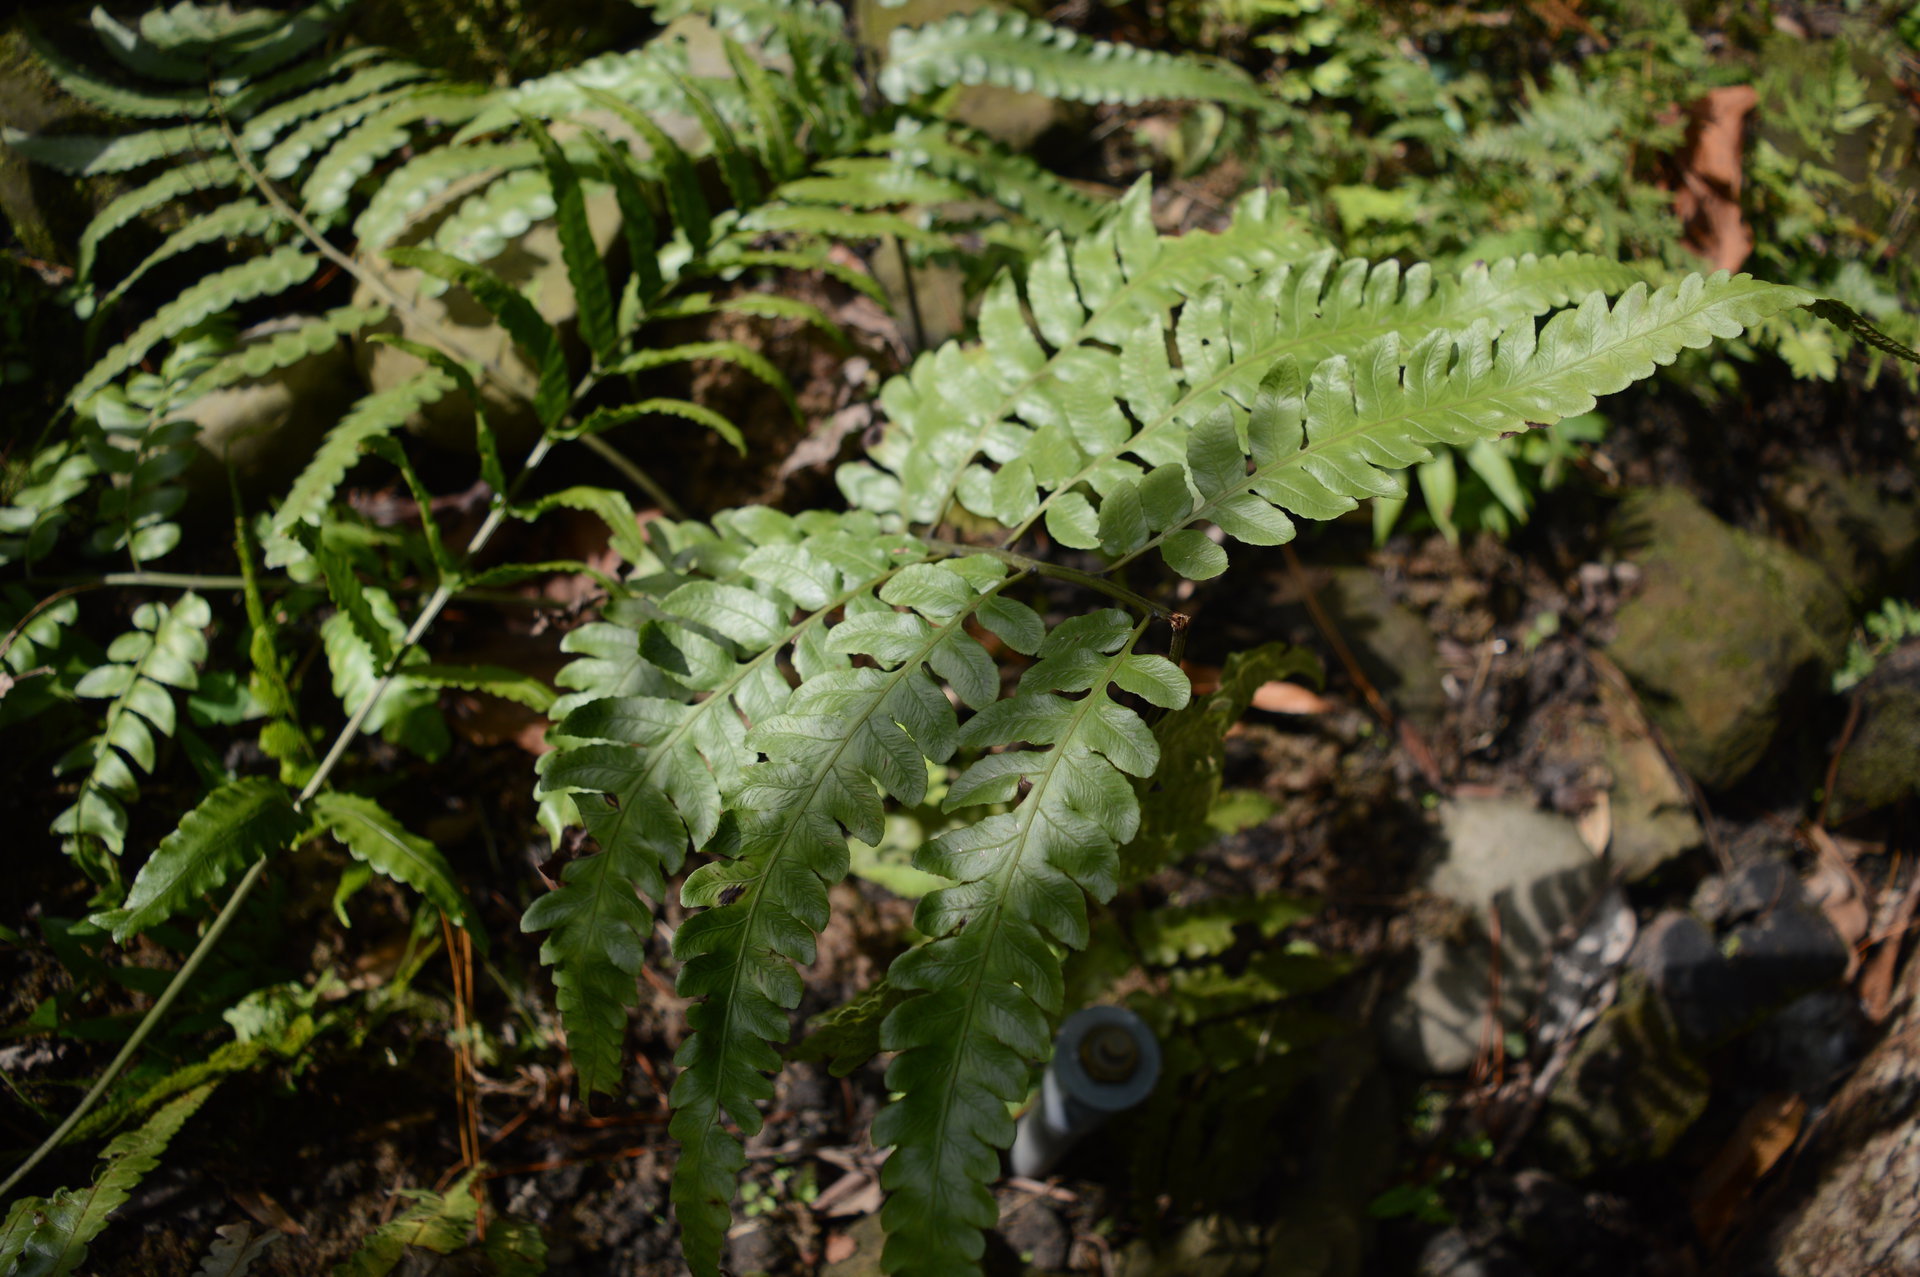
1009, 1005, 1162, 1179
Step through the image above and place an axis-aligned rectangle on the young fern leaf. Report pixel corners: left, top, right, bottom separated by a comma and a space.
191, 1223, 278, 1277
668, 554, 1024, 1275
88, 777, 304, 943
333, 1170, 480, 1277
0, 1083, 217, 1277
55, 594, 211, 863
874, 610, 1187, 1277
878, 9, 1269, 109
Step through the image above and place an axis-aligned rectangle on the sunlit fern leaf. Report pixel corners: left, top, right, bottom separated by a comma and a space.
873, 120, 1105, 235
0, 1084, 216, 1277
0, 121, 218, 178
266, 370, 456, 567
185, 305, 387, 398
387, 246, 571, 425
668, 552, 1019, 1274
644, 0, 849, 53
353, 140, 539, 251
311, 791, 478, 931
261, 83, 426, 180
839, 181, 1321, 524
872, 610, 1186, 1277
1107, 273, 1819, 575
878, 9, 1269, 109
0, 443, 96, 569
53, 593, 209, 864
319, 583, 449, 760
89, 777, 304, 942
523, 114, 619, 364
741, 204, 956, 249
451, 46, 686, 142
299, 90, 489, 219
70, 245, 320, 406
237, 56, 429, 153
602, 340, 797, 419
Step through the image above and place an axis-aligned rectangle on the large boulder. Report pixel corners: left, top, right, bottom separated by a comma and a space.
182, 316, 360, 497
1606, 488, 1851, 790
1829, 641, 1920, 820
1770, 464, 1920, 607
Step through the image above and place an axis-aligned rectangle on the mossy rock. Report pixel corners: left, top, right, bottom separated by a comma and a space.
1771, 465, 1920, 607
1607, 488, 1851, 790
1830, 642, 1920, 820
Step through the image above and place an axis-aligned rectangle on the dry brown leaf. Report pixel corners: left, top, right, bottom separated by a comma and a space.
1250, 680, 1335, 715
1861, 878, 1919, 1024
1674, 85, 1758, 272
1691, 1091, 1805, 1248
824, 1232, 858, 1264
1576, 792, 1612, 857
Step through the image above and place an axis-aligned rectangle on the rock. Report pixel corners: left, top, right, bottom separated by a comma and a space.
822, 1213, 887, 1277
1631, 881, 1849, 1050
1829, 642, 1920, 820
996, 1186, 1071, 1270
1692, 858, 1796, 927
1593, 681, 1702, 880
1321, 567, 1447, 732
352, 180, 626, 452
1535, 976, 1710, 1177
1380, 796, 1606, 1074
1606, 488, 1851, 790
182, 316, 361, 497
1772, 463, 1920, 606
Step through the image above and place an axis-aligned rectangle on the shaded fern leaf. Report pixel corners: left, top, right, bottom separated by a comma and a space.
0, 1084, 216, 1277
311, 792, 476, 930
267, 370, 457, 566
879, 9, 1268, 109
873, 121, 1105, 235
89, 777, 304, 942
191, 1223, 278, 1277
387, 246, 571, 426
522, 114, 619, 363
333, 1170, 479, 1277
54, 593, 210, 862
874, 610, 1186, 1277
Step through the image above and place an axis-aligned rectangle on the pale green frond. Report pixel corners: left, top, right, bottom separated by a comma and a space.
332, 1171, 479, 1277
311, 791, 477, 929
354, 141, 539, 250
879, 9, 1268, 109
299, 91, 490, 218
776, 157, 973, 209
94, 199, 287, 317
237, 57, 429, 152
874, 120, 1105, 235
185, 305, 387, 397
25, 25, 212, 117
451, 46, 685, 142
76, 160, 246, 287
1, 120, 217, 177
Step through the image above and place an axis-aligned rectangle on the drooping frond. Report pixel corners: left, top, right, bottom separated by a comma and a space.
878, 9, 1270, 109
873, 610, 1186, 1277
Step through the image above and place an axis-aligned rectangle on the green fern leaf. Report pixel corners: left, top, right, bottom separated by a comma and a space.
71, 245, 320, 406
75, 160, 245, 288
0, 1084, 216, 1277
776, 157, 973, 209
187, 305, 386, 397
318, 584, 448, 758
582, 86, 714, 254
723, 35, 802, 181
24, 25, 211, 118
354, 141, 536, 250
387, 246, 571, 426
238, 56, 427, 151
646, 0, 848, 51
311, 791, 476, 929
522, 115, 619, 363
572, 398, 749, 452
266, 370, 456, 566
452, 46, 682, 142
874, 610, 1185, 1276
875, 120, 1105, 235
333, 1170, 479, 1277
604, 340, 796, 419
409, 663, 557, 712
669, 554, 1016, 1275
879, 10, 1268, 109
89, 777, 304, 942
191, 1223, 277, 1277
299, 90, 489, 219
260, 83, 428, 181
94, 199, 287, 318
1, 122, 217, 178
53, 593, 210, 861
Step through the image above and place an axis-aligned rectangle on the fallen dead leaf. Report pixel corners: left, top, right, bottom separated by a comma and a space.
230, 1187, 306, 1237
824, 1232, 858, 1264
1250, 680, 1335, 715
1691, 1091, 1805, 1249
1674, 85, 1758, 272
1861, 873, 1919, 1024
1576, 792, 1612, 857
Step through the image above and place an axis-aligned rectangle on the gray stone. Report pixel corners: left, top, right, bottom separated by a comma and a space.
182, 316, 360, 497
1607, 488, 1851, 790
1380, 796, 1607, 1074
1771, 464, 1920, 606
1321, 567, 1447, 732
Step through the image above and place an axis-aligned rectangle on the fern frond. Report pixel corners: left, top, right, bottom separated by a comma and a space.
354, 141, 536, 250
191, 1223, 277, 1277
95, 199, 287, 318
879, 9, 1268, 109
318, 584, 448, 758
668, 552, 1022, 1274
311, 792, 476, 929
24, 25, 212, 118
644, 0, 849, 52
874, 121, 1105, 235
838, 182, 1320, 523
0, 442, 97, 569
873, 609, 1185, 1277
451, 46, 685, 142
71, 245, 320, 406
260, 84, 429, 181
1091, 272, 1817, 576
53, 593, 210, 862
299, 90, 489, 218
776, 157, 973, 209
76, 160, 246, 288
0, 1084, 216, 1277
524, 114, 619, 363
333, 1170, 480, 1277
0, 121, 218, 177
89, 777, 304, 942
237, 57, 429, 153
265, 371, 455, 566
187, 305, 387, 397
